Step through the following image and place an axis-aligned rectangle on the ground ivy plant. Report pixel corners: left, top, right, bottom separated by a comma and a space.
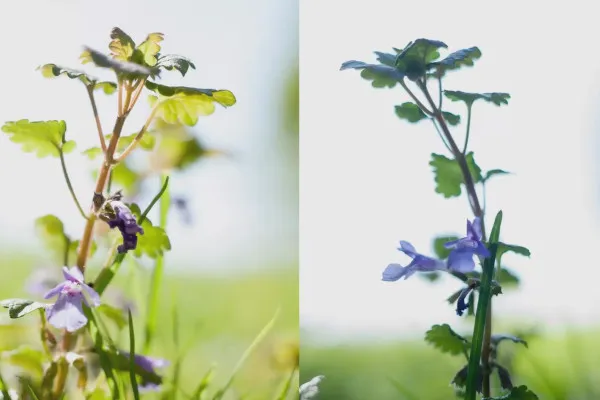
0, 27, 296, 399
341, 39, 536, 400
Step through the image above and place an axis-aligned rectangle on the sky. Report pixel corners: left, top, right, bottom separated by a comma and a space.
0, 0, 298, 273
300, 0, 600, 341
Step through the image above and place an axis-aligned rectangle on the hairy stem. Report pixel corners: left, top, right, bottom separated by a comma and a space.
86, 86, 106, 153
76, 115, 127, 272
58, 147, 88, 220
419, 81, 494, 397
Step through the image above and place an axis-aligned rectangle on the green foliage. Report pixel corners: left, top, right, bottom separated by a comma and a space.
127, 203, 171, 258
34, 215, 96, 264
429, 152, 482, 198
491, 334, 528, 348
135, 32, 164, 67
4, 345, 45, 377
442, 111, 461, 126
82, 47, 156, 78
497, 243, 531, 259
1, 120, 75, 158
394, 102, 427, 123
424, 324, 469, 356
483, 169, 510, 182
483, 385, 538, 400
191, 367, 215, 398
146, 82, 236, 126
340, 50, 406, 88
108, 27, 136, 61
106, 132, 156, 152
444, 90, 510, 107
496, 268, 520, 288
0, 299, 47, 319
82, 147, 103, 160
433, 235, 459, 259
156, 54, 196, 77
38, 64, 117, 94
96, 304, 127, 330
429, 47, 482, 78
109, 162, 140, 194
394, 38, 447, 81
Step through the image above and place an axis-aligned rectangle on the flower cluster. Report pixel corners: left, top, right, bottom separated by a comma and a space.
382, 217, 489, 315
104, 200, 144, 254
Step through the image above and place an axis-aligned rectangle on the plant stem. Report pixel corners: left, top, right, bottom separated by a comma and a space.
86, 86, 106, 153
462, 104, 473, 155
419, 81, 495, 397
58, 147, 88, 220
76, 115, 126, 272
114, 104, 159, 163
400, 80, 433, 116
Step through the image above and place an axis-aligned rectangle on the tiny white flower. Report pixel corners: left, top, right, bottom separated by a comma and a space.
300, 375, 325, 399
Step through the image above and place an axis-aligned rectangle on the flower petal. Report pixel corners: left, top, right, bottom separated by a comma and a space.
448, 249, 476, 273
443, 239, 461, 249
408, 255, 445, 272
46, 293, 87, 332
63, 266, 84, 283
471, 217, 483, 240
381, 263, 408, 281
397, 241, 417, 257
44, 282, 67, 299
82, 283, 101, 307
475, 241, 491, 258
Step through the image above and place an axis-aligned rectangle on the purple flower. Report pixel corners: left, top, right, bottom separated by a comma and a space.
382, 241, 447, 281
122, 351, 168, 391
456, 286, 474, 316
44, 267, 101, 332
444, 217, 490, 273
106, 201, 144, 254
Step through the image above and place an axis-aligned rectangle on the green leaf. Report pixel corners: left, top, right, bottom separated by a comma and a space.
497, 243, 531, 259
394, 38, 447, 81
442, 111, 461, 126
491, 334, 528, 348
483, 385, 538, 400
444, 90, 510, 107
3, 345, 44, 377
340, 50, 406, 88
484, 169, 510, 182
2, 120, 68, 158
62, 140, 77, 154
433, 235, 459, 259
38, 64, 117, 94
86, 388, 111, 400
111, 162, 140, 194
428, 47, 482, 77
0, 299, 47, 319
127, 309, 140, 400
191, 367, 215, 399
105, 349, 163, 388
83, 47, 156, 78
133, 218, 171, 259
82, 147, 103, 160
419, 272, 440, 282
135, 33, 164, 67
424, 324, 469, 356
97, 304, 127, 330
67, 240, 97, 266
394, 102, 427, 123
156, 54, 196, 76
105, 132, 156, 152
429, 152, 482, 198
496, 268, 520, 288
35, 215, 68, 261
145, 81, 236, 126
108, 27, 136, 61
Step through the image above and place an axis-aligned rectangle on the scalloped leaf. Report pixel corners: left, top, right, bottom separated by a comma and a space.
394, 102, 427, 123
35, 215, 68, 259
442, 111, 461, 126
126, 205, 171, 258
1, 119, 71, 158
156, 54, 196, 76
425, 324, 469, 356
83, 47, 156, 78
0, 299, 48, 319
136, 33, 164, 67
428, 47, 482, 77
497, 243, 531, 259
146, 82, 236, 126
496, 267, 520, 288
394, 38, 447, 81
484, 168, 510, 182
104, 132, 156, 152
82, 147, 103, 160
340, 59, 405, 88
109, 27, 136, 61
444, 90, 510, 106
38, 64, 117, 94
429, 152, 482, 198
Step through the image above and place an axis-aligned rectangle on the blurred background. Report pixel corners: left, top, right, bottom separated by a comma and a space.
0, 0, 298, 397
300, 0, 600, 398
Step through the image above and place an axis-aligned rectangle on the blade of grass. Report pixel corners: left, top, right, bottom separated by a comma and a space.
192, 366, 215, 400
387, 377, 419, 400
465, 210, 503, 400
128, 309, 140, 400
275, 366, 297, 400
170, 292, 182, 399
213, 308, 281, 400
144, 174, 170, 352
